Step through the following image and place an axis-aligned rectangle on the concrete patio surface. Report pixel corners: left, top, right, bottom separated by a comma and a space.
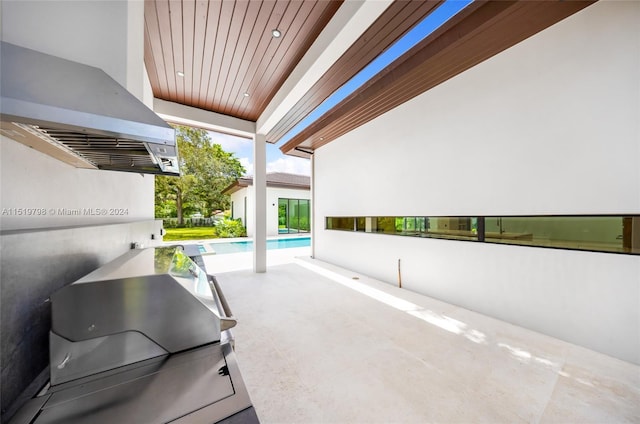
214, 257, 639, 424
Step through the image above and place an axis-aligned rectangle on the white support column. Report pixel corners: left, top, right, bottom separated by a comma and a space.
252, 133, 267, 273
311, 154, 315, 259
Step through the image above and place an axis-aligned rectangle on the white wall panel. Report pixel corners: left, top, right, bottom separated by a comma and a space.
316, 1, 639, 217
0, 138, 154, 230
1, 0, 129, 87
314, 1, 640, 363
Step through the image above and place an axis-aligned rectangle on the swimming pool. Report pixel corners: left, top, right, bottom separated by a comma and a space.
199, 237, 311, 255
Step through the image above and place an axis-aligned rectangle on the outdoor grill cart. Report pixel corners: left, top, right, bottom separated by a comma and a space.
9, 246, 257, 424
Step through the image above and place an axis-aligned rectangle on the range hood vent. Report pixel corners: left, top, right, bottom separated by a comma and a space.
0, 41, 179, 176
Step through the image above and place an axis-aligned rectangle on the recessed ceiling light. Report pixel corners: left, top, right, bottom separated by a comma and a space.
176, 71, 185, 77
243, 92, 250, 97
271, 29, 282, 38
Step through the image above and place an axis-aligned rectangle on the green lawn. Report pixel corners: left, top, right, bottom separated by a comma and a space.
163, 226, 217, 241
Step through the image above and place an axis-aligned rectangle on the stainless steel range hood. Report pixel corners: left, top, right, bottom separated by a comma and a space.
0, 41, 180, 176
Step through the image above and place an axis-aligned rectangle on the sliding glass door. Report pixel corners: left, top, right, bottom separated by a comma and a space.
278, 198, 310, 234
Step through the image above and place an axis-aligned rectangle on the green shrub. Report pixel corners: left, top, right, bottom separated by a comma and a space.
214, 218, 247, 238
298, 216, 310, 231
163, 219, 178, 228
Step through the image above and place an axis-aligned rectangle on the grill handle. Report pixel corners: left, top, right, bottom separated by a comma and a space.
207, 274, 237, 331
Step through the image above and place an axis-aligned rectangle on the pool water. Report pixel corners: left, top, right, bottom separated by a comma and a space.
199, 237, 310, 255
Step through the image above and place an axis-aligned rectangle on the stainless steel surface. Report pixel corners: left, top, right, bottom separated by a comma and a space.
51, 248, 223, 356
7, 246, 255, 424
4, 394, 50, 424
35, 343, 240, 424
0, 221, 163, 421
0, 41, 178, 176
208, 274, 237, 331
172, 343, 256, 424
49, 332, 167, 386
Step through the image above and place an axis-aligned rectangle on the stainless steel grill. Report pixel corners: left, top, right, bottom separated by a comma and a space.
9, 247, 256, 424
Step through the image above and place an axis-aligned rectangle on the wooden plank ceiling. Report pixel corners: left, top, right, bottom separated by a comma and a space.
144, 0, 342, 122
144, 0, 596, 157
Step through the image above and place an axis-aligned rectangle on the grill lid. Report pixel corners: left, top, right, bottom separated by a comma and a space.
49, 247, 229, 384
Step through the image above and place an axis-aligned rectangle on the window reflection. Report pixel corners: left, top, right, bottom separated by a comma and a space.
325, 215, 639, 255
326, 217, 354, 231
279, 198, 310, 234
484, 216, 626, 253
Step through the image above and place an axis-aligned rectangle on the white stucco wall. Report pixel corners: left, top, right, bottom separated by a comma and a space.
0, 0, 154, 230
230, 186, 253, 233
313, 1, 640, 364
231, 186, 311, 237
0, 138, 155, 230
2, 0, 130, 88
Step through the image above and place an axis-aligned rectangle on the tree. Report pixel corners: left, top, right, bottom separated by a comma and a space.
155, 126, 245, 225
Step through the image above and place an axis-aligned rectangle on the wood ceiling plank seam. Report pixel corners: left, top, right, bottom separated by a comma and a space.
220, 0, 252, 114
268, 0, 440, 143
227, 0, 289, 118
213, 0, 250, 114
235, 0, 298, 119
143, 14, 160, 97
155, 0, 178, 103
169, 0, 186, 104
253, 1, 343, 121
191, 0, 209, 108
299, 1, 594, 152
237, 0, 303, 119
143, 22, 164, 99
254, 1, 344, 127
219, 0, 263, 114
224, 0, 275, 117
182, 0, 196, 105
248, 0, 319, 117
144, 1, 170, 99
206, 0, 235, 111
199, 0, 220, 109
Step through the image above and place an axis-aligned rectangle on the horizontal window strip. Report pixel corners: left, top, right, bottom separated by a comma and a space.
325, 216, 640, 256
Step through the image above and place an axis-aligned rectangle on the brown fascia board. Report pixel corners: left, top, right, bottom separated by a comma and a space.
280, 0, 596, 155
266, 182, 310, 190
222, 179, 309, 195
221, 179, 250, 195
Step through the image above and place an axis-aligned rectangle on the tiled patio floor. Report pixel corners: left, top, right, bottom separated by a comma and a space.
215, 257, 639, 424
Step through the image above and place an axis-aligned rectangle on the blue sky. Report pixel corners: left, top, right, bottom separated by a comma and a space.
207, 131, 311, 177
